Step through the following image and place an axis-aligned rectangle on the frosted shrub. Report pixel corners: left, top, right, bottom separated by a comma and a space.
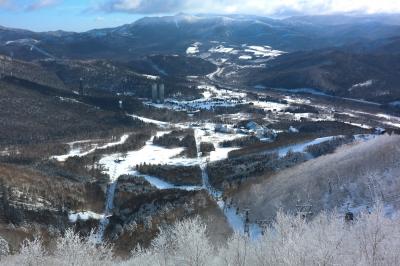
349, 205, 400, 266
3, 206, 400, 266
217, 233, 250, 266
2, 230, 114, 266
52, 229, 114, 266
0, 236, 10, 260
170, 218, 214, 266
13, 236, 47, 266
125, 217, 214, 266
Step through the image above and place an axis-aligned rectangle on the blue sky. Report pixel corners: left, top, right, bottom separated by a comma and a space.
1, 0, 400, 32
0, 1, 143, 32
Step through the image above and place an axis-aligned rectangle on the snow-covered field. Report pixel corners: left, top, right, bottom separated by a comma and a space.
252, 100, 288, 111
90, 123, 247, 234
98, 125, 245, 181
244, 45, 285, 58
186, 41, 285, 67
186, 42, 201, 55
51, 134, 130, 162
140, 174, 202, 191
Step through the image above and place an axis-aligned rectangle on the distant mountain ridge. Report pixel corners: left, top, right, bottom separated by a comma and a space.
1, 13, 400, 61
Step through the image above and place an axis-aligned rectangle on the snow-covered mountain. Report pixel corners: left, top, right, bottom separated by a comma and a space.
1, 13, 400, 61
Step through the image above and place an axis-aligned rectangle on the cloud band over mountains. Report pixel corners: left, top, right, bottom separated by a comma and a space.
98, 0, 400, 15
2, 0, 400, 16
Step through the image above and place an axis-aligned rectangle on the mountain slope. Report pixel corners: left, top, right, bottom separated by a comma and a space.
2, 14, 400, 61
244, 47, 400, 103
234, 134, 400, 221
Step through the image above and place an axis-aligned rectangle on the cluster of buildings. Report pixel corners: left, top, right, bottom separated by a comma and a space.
215, 121, 277, 141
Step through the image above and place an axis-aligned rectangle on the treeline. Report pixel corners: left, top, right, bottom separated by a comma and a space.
136, 164, 202, 186
220, 136, 261, 148
305, 135, 355, 157
153, 130, 197, 158
207, 151, 308, 190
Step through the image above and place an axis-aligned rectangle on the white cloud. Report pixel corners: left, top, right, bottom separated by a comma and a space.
0, 0, 61, 11
95, 16, 105, 22
0, 0, 10, 7
100, 0, 187, 14
99, 0, 400, 15
26, 0, 60, 11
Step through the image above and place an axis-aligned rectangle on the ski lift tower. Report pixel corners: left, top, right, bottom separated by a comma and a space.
79, 77, 85, 95
243, 208, 251, 237
0, 59, 4, 80
256, 219, 269, 235
296, 200, 313, 219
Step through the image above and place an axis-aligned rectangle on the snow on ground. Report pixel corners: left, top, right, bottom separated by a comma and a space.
194, 125, 243, 162
137, 173, 202, 191
284, 96, 311, 105
209, 45, 237, 54
343, 121, 373, 129
207, 67, 224, 79
57, 97, 86, 105
376, 113, 400, 122
336, 112, 357, 118
93, 127, 241, 238
351, 80, 374, 88
193, 128, 259, 236
186, 43, 200, 55
293, 113, 311, 120
217, 112, 252, 122
351, 111, 400, 127
198, 85, 247, 99
52, 134, 130, 162
5, 38, 39, 45
384, 121, 400, 128
276, 136, 338, 157
140, 74, 159, 80
68, 211, 105, 223
252, 100, 288, 111
100, 135, 130, 149
217, 200, 262, 239
98, 131, 195, 179
376, 113, 393, 120
99, 126, 245, 181
239, 55, 252, 60
0, 149, 12, 156
186, 47, 199, 54
244, 45, 285, 58
202, 89, 213, 99
129, 114, 170, 127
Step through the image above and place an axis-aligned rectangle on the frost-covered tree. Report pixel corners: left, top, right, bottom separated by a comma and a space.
15, 236, 46, 266
52, 229, 114, 266
125, 217, 214, 266
2, 205, 400, 266
0, 236, 10, 260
